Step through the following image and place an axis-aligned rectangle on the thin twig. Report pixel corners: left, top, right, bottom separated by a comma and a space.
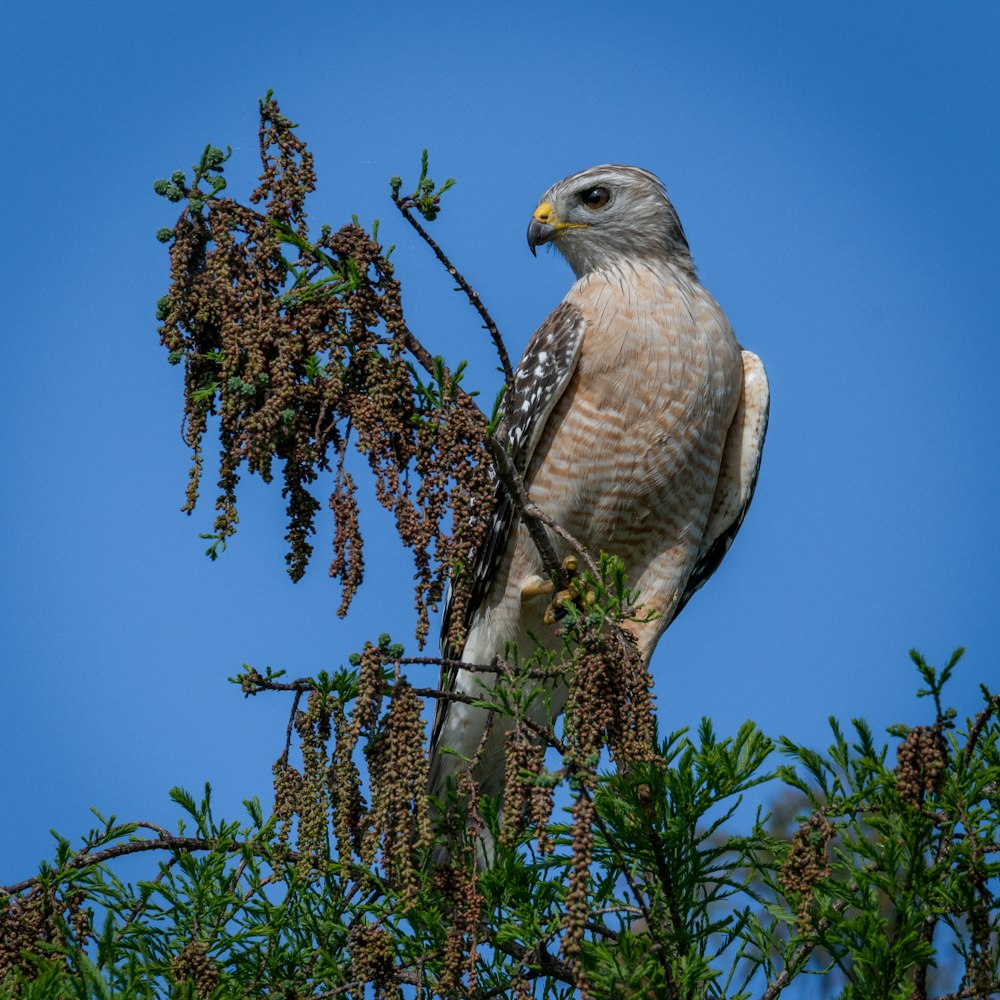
589, 798, 682, 1000
393, 195, 514, 389
115, 857, 177, 940
2, 837, 295, 896
962, 692, 1000, 769
410, 686, 499, 707
243, 659, 503, 700
133, 820, 172, 838
486, 936, 577, 992
486, 439, 561, 578
487, 436, 602, 582
393, 655, 505, 675
281, 688, 304, 763
928, 985, 1000, 1000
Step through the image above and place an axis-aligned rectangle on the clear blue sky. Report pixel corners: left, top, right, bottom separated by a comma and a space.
3, 0, 998, 928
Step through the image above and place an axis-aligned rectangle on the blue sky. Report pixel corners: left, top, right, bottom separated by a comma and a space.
3, 0, 998, 943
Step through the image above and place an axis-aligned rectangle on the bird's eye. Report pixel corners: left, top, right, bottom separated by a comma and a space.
581, 186, 611, 210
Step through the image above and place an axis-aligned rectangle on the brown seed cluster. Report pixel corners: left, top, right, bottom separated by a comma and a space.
347, 923, 395, 998
0, 888, 91, 985
170, 940, 220, 999
501, 723, 555, 854
562, 792, 597, 987
553, 618, 658, 987
293, 689, 337, 869
363, 679, 433, 907
434, 787, 485, 1000
157, 96, 493, 644
894, 725, 948, 808
350, 643, 387, 745
563, 619, 659, 771
779, 813, 835, 933
271, 758, 304, 861
272, 684, 367, 876
269, 662, 434, 913
330, 697, 365, 865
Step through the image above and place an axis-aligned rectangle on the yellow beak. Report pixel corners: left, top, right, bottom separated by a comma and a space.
526, 201, 587, 255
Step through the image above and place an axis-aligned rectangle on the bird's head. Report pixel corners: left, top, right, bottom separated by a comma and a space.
526, 164, 693, 278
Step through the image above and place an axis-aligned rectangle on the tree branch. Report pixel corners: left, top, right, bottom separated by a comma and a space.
487, 435, 601, 582
393, 194, 514, 389
1, 836, 295, 897
929, 985, 1000, 1000
962, 691, 1000, 769
486, 936, 578, 993
912, 696, 1000, 999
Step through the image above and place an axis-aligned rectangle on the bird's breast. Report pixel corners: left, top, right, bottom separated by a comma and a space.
525, 269, 742, 556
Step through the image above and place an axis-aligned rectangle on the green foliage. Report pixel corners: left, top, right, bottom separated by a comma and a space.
153, 144, 231, 211
390, 149, 455, 221
4, 653, 998, 998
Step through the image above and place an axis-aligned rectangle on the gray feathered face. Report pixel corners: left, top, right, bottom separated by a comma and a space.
526, 164, 692, 278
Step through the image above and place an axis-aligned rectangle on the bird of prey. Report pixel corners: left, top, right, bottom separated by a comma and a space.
428, 164, 769, 806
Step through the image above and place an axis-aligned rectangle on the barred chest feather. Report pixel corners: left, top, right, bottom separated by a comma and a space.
524, 263, 743, 560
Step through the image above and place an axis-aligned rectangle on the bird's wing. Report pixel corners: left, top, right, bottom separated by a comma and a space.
433, 300, 586, 736
674, 350, 769, 617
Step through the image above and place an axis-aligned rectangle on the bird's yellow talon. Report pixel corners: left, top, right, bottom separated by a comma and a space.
521, 575, 555, 602
540, 555, 591, 624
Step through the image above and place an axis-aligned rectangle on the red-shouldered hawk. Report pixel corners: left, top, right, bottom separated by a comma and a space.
429, 164, 769, 806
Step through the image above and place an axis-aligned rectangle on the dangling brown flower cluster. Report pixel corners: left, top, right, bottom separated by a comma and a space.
347, 923, 395, 999
547, 618, 657, 986
0, 888, 91, 983
272, 684, 366, 876
265, 655, 434, 920
779, 812, 835, 933
271, 758, 304, 861
156, 96, 493, 644
363, 678, 433, 907
562, 792, 597, 987
894, 724, 948, 808
500, 723, 555, 854
435, 774, 485, 1000
293, 689, 337, 870
170, 941, 220, 999
329, 698, 365, 865
345, 643, 388, 749
562, 619, 659, 771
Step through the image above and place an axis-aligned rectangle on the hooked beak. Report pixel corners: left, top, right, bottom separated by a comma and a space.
527, 217, 556, 255
526, 200, 587, 255
527, 200, 559, 256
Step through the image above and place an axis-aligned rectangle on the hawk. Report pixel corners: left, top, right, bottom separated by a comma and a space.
429, 164, 769, 806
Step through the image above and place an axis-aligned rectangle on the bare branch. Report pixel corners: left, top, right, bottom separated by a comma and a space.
2, 836, 295, 897
275, 688, 304, 765
962, 691, 1000, 769
487, 434, 602, 585
486, 936, 578, 992
393, 194, 514, 389
928, 986, 1000, 1000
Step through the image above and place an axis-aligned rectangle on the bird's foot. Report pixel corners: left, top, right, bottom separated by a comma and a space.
521, 574, 555, 602
543, 555, 595, 624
